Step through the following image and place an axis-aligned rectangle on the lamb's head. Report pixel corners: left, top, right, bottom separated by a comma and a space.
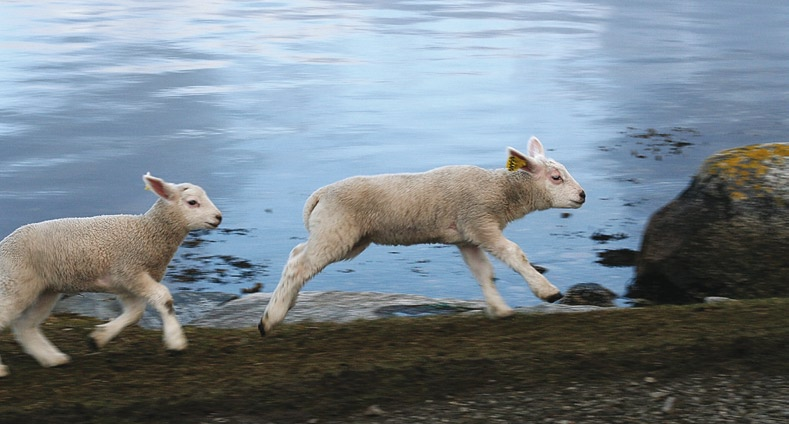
143, 173, 223, 230
507, 137, 586, 209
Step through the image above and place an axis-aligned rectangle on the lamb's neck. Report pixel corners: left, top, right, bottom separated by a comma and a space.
500, 171, 550, 221
142, 200, 190, 241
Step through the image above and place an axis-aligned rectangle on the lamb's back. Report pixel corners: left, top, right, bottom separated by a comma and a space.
310, 166, 508, 245
1, 215, 175, 290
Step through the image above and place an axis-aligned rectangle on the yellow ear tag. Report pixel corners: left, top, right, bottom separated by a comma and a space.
144, 172, 152, 190
506, 155, 527, 171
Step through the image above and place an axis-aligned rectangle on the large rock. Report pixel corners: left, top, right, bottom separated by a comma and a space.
627, 143, 789, 304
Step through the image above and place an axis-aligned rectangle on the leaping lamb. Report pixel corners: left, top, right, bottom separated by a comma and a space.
259, 136, 586, 336
0, 173, 222, 377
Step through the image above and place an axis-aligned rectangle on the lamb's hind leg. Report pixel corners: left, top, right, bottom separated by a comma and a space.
459, 245, 514, 318
0, 286, 34, 377
1, 280, 46, 376
259, 234, 366, 336
259, 241, 326, 336
89, 294, 146, 349
12, 291, 71, 368
0, 296, 13, 377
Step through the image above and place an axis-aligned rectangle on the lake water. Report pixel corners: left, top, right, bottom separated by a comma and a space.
2, 0, 788, 307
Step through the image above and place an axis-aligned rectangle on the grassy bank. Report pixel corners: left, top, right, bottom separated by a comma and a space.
1, 298, 788, 423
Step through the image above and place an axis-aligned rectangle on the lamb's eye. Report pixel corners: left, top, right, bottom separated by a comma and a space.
551, 175, 563, 181
187, 200, 199, 206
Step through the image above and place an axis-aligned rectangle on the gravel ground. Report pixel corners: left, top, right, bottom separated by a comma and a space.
345, 373, 789, 424
204, 371, 789, 424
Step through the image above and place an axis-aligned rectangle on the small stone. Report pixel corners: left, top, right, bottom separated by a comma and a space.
644, 376, 657, 383
704, 296, 735, 303
662, 396, 676, 413
364, 405, 385, 417
650, 391, 668, 399
556, 283, 617, 307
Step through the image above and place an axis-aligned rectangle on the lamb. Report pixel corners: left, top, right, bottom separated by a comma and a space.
0, 173, 222, 377
259, 136, 586, 336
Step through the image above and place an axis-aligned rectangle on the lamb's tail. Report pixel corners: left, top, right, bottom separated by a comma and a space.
302, 189, 323, 231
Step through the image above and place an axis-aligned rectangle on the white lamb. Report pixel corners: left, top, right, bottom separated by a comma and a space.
0, 173, 222, 377
259, 136, 586, 336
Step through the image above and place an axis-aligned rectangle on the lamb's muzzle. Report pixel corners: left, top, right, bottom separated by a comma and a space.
207, 214, 223, 228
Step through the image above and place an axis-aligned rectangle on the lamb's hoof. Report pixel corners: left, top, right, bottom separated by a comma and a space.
484, 307, 515, 319
166, 348, 187, 357
546, 292, 564, 303
87, 336, 102, 351
165, 340, 188, 352
258, 321, 267, 337
40, 353, 71, 368
89, 327, 111, 350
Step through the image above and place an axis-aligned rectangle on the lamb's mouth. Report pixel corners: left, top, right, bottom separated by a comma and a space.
206, 221, 220, 228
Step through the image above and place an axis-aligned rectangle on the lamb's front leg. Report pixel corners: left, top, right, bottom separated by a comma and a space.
458, 245, 514, 318
477, 231, 563, 303
131, 273, 187, 351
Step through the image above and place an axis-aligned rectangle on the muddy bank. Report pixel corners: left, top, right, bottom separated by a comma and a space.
2, 298, 788, 423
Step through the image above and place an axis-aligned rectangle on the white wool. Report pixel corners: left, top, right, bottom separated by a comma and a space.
0, 174, 221, 377
260, 137, 586, 336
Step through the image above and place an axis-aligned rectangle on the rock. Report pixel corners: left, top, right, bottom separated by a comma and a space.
704, 296, 736, 304
596, 248, 638, 267
627, 143, 789, 304
662, 396, 677, 414
190, 291, 488, 328
53, 290, 615, 330
240, 282, 263, 294
52, 291, 238, 329
556, 283, 618, 307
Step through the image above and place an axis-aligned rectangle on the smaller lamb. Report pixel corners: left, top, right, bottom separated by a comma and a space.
259, 136, 586, 336
0, 173, 222, 377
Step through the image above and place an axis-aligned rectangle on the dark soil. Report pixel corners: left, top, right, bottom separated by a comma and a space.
1, 298, 787, 423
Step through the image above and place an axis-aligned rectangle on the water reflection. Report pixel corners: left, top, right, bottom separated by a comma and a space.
1, 0, 787, 305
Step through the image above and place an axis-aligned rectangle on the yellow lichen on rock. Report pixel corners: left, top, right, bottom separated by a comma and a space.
700, 143, 788, 201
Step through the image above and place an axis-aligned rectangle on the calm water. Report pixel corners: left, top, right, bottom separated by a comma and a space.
2, 1, 788, 306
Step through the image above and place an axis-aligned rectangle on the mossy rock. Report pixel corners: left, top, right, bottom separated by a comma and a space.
628, 143, 789, 303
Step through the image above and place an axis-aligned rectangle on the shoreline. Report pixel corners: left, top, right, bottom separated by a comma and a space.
3, 298, 787, 423
52, 290, 611, 329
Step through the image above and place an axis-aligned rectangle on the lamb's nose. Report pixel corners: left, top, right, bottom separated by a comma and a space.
579, 191, 586, 200
215, 214, 223, 224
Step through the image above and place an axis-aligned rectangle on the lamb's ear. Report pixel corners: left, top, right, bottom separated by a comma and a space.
507, 147, 543, 174
143, 173, 176, 201
527, 136, 546, 158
